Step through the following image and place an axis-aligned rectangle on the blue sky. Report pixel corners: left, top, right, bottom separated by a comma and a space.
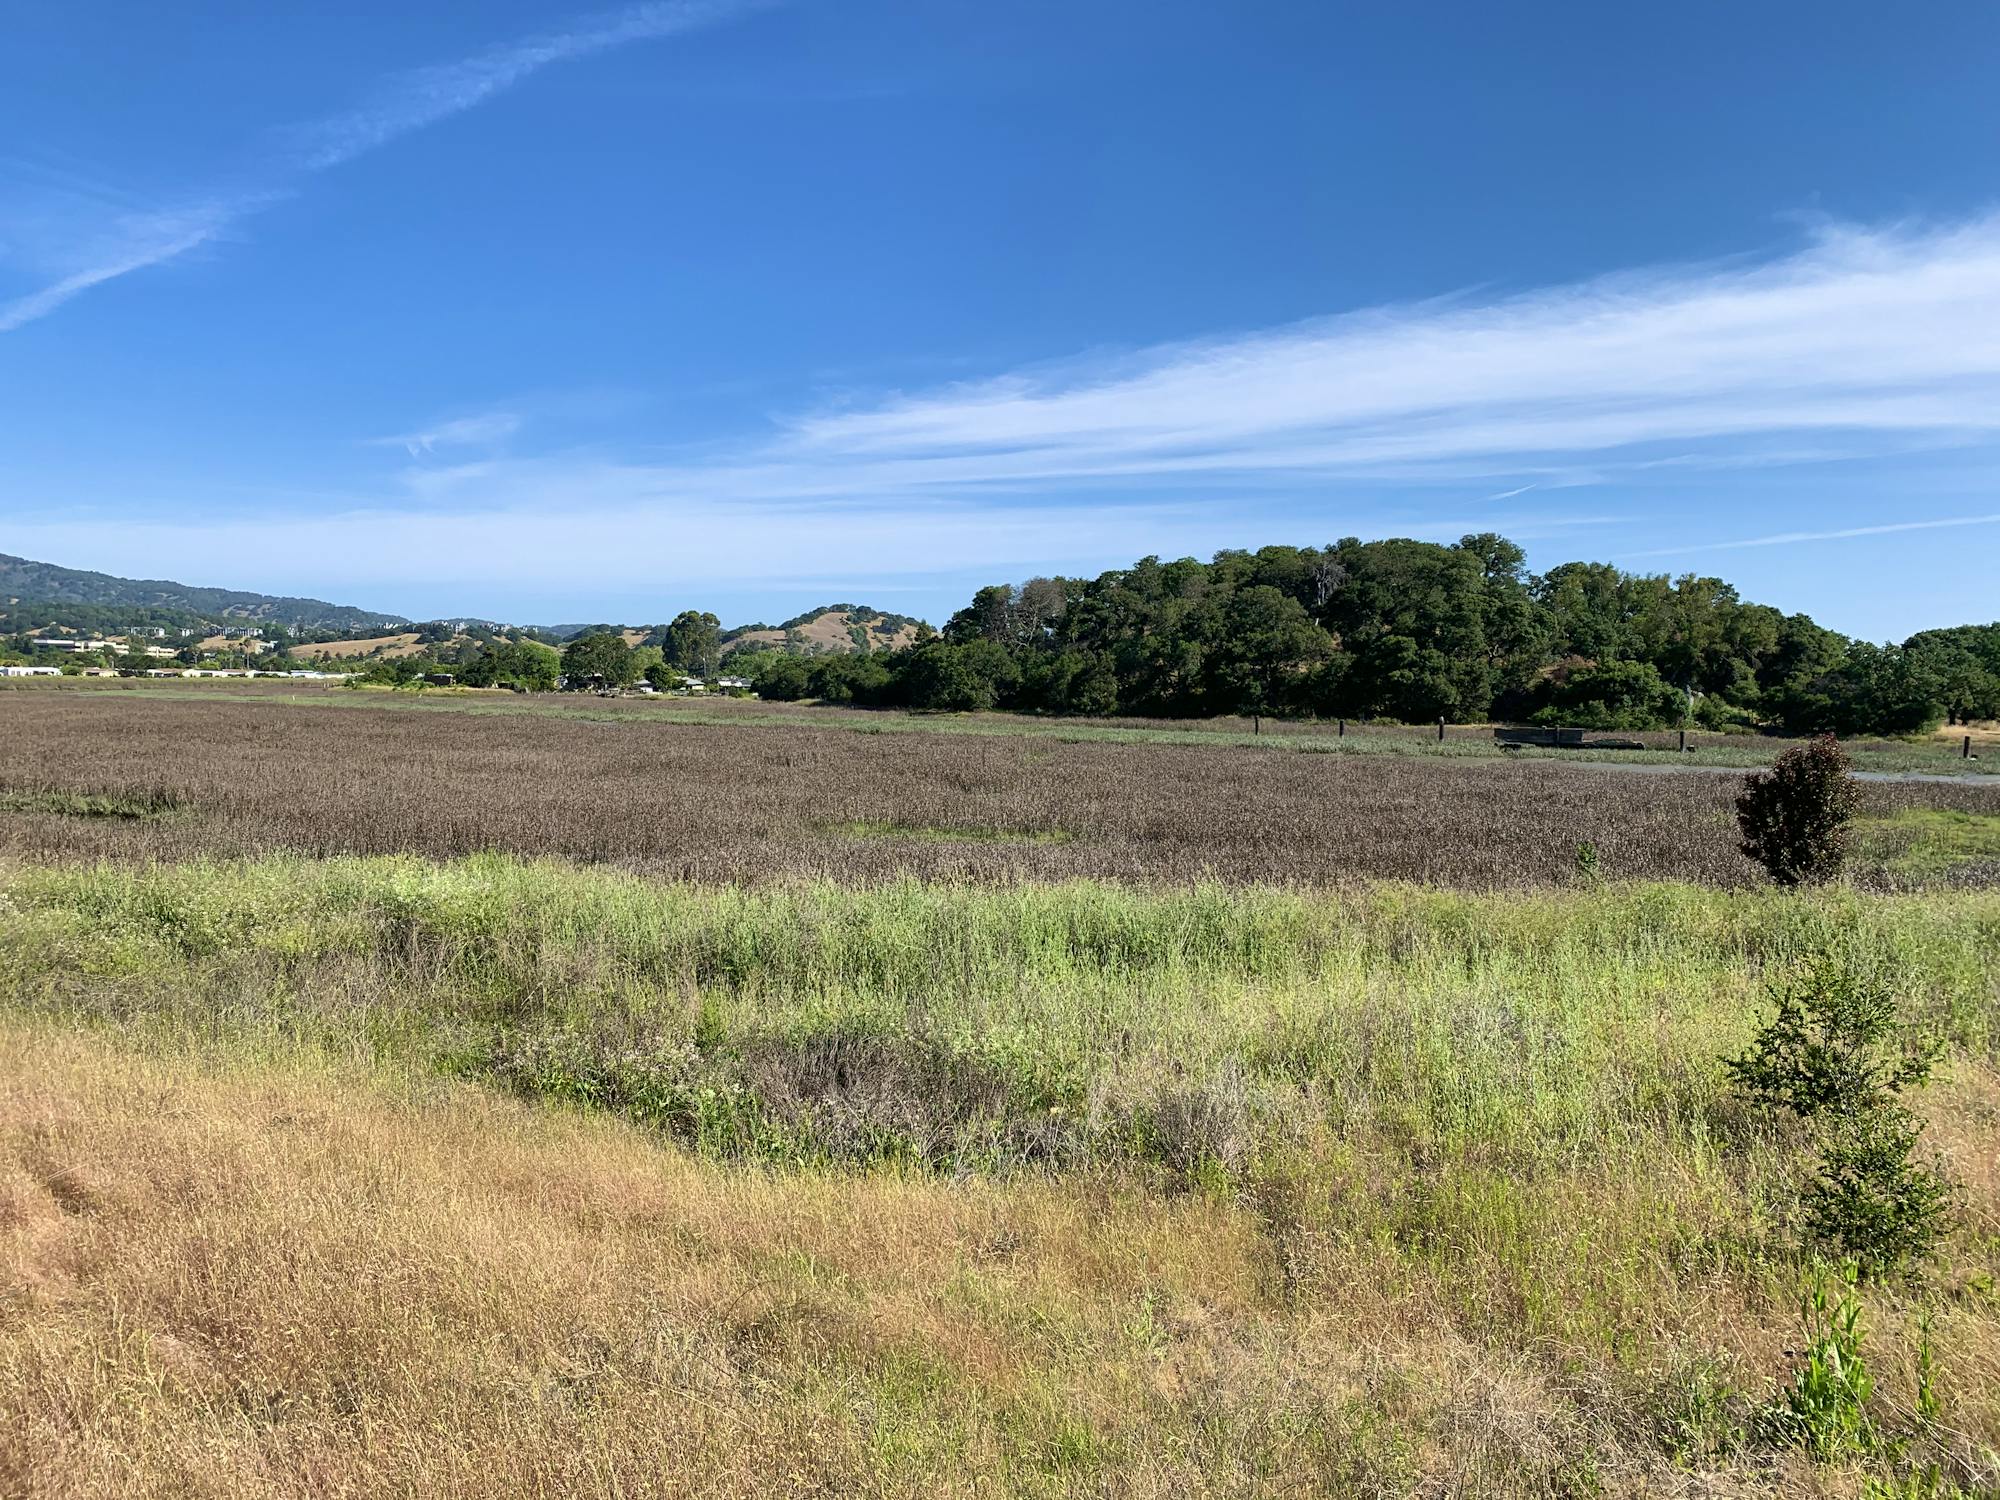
3, 0, 1997, 637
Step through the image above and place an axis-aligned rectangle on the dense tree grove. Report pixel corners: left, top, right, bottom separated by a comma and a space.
743, 535, 2000, 734
458, 639, 561, 692
662, 610, 724, 677
557, 632, 637, 689
41, 533, 1981, 739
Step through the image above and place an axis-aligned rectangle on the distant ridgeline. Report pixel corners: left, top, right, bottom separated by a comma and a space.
741, 535, 2000, 736
10, 540, 1995, 736
0, 552, 404, 633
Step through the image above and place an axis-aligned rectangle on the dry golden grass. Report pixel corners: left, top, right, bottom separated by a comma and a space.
1932, 721, 2000, 749
727, 609, 923, 657
293, 634, 432, 661
3, 1020, 1996, 1498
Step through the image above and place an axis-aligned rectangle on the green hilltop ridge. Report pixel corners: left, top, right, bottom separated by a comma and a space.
0, 544, 931, 677
0, 552, 407, 633
718, 604, 929, 656
539, 607, 923, 651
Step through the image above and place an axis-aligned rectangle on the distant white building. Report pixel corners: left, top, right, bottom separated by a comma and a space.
30, 637, 113, 653
1, 664, 59, 676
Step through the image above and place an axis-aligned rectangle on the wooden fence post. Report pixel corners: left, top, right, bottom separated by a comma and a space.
1436, 717, 1445, 743
1337, 718, 1345, 738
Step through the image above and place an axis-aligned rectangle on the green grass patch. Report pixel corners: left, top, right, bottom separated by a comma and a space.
2, 853, 1996, 1179
1, 849, 1993, 1495
824, 818, 1076, 846
0, 787, 185, 820
1856, 808, 2000, 877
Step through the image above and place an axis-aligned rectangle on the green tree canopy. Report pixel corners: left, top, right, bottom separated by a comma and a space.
559, 633, 636, 690
663, 611, 723, 677
463, 639, 560, 692
731, 536, 1987, 736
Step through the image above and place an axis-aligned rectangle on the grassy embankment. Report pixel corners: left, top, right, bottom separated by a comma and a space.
4, 856, 1998, 1495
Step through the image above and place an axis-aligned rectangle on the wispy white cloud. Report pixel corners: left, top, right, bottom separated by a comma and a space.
278, 0, 758, 173
320, 216, 2000, 518
39, 211, 1965, 603
11, 214, 2000, 630
367, 411, 522, 457
758, 217, 2000, 493
1624, 512, 2000, 559
0, 199, 245, 333
0, 0, 763, 333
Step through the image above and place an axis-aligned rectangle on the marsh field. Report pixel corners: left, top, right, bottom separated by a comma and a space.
4, 683, 2000, 1497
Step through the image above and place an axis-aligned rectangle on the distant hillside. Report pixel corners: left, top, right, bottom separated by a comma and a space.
0, 552, 929, 654
0, 553, 406, 632
722, 605, 926, 657
292, 632, 437, 662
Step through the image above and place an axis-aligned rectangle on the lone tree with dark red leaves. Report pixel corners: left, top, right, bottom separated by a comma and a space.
1736, 735, 1861, 886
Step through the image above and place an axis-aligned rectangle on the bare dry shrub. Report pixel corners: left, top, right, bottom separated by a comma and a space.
1147, 1061, 1255, 1179
740, 1027, 1079, 1169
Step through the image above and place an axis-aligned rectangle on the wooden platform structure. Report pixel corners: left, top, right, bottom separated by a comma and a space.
1494, 725, 1651, 752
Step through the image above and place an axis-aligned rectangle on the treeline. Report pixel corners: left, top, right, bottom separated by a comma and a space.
744, 535, 2000, 734
355, 612, 730, 691
0, 598, 212, 637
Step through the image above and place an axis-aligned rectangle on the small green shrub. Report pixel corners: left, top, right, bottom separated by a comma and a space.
1654, 1355, 1749, 1465
1761, 1264, 1876, 1460
1803, 1108, 1956, 1281
1726, 962, 1955, 1278
1724, 963, 1941, 1121
692, 993, 728, 1055
1914, 1309, 1941, 1427
1737, 736, 1861, 885
1749, 1270, 1981, 1493
1572, 840, 1601, 884
1694, 695, 1759, 733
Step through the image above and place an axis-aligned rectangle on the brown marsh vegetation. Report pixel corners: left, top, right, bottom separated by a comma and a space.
4, 690, 1998, 885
